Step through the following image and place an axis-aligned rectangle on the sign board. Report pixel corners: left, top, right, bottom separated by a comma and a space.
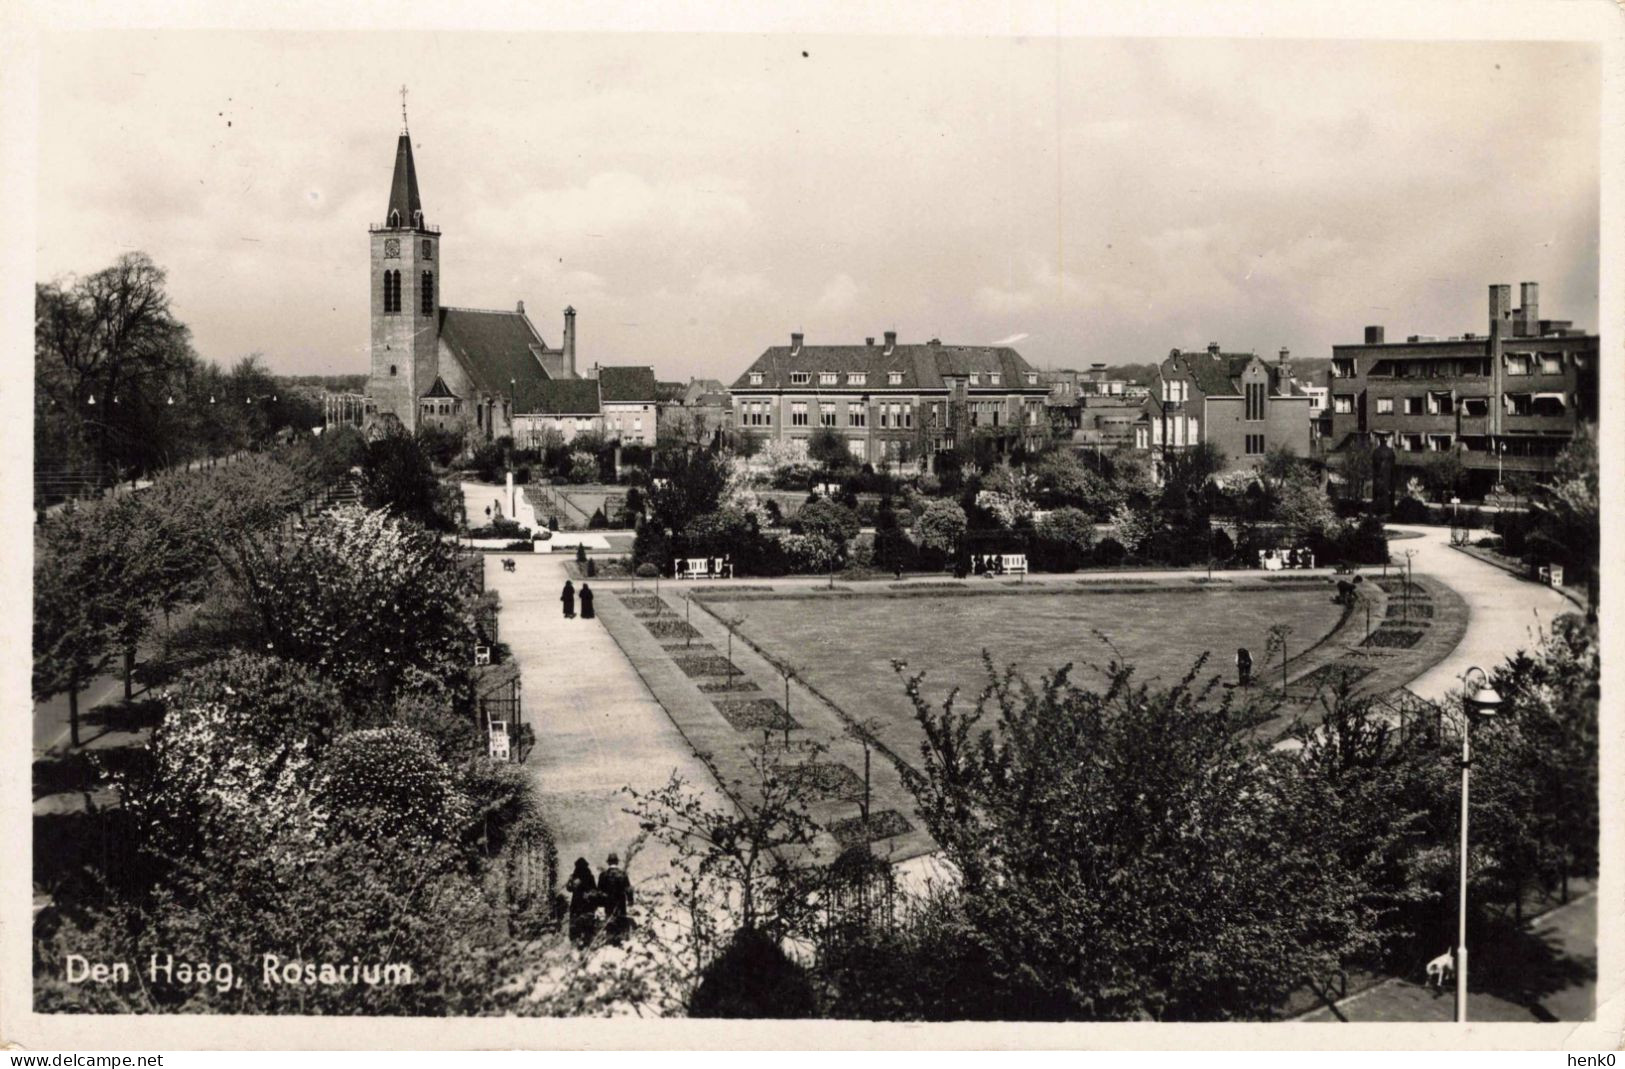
488, 720, 510, 761
474, 645, 492, 666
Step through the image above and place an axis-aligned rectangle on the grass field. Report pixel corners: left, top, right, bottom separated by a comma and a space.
700, 587, 1347, 755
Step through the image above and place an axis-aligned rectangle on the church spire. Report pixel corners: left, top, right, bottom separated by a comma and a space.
385, 87, 423, 229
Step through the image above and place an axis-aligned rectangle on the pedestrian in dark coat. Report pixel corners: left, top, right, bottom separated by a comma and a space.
561, 579, 576, 619
566, 857, 598, 947
579, 583, 595, 620
598, 852, 634, 945
1236, 647, 1253, 688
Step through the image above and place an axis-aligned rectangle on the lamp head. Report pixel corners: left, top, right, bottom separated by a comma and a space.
1463, 667, 1503, 717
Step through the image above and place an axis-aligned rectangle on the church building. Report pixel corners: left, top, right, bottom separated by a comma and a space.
366, 105, 577, 439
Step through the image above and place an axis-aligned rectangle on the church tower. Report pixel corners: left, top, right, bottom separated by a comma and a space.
368, 90, 440, 433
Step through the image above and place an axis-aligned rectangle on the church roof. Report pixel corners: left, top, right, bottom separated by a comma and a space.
386, 133, 424, 228
437, 308, 553, 397
516, 378, 602, 416
597, 365, 658, 403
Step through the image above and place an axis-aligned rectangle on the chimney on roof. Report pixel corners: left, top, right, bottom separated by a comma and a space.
1364, 325, 1385, 345
1207, 342, 1220, 356
516, 300, 525, 316
883, 330, 897, 355
1277, 346, 1291, 381
1488, 284, 1512, 337
929, 338, 941, 346
1516, 281, 1539, 338
790, 332, 803, 355
866, 337, 875, 346
563, 306, 577, 378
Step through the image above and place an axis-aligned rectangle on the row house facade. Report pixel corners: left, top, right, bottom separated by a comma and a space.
1325, 282, 1598, 484
509, 365, 658, 449
1133, 343, 1313, 472
729, 332, 1050, 466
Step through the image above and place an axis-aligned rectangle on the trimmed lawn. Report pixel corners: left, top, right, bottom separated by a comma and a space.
700, 587, 1346, 755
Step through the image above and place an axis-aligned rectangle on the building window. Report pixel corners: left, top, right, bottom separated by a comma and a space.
1332, 394, 1353, 414
749, 372, 764, 385
968, 372, 980, 386
1026, 373, 1038, 385
1375, 397, 1394, 414
1401, 433, 1423, 452
1460, 397, 1489, 418
848, 372, 867, 386
1539, 353, 1563, 374
1427, 434, 1453, 452
903, 403, 913, 429
790, 372, 811, 385
383, 269, 401, 313
1245, 382, 1266, 421
422, 239, 432, 259
1505, 353, 1532, 376
421, 271, 434, 315
791, 402, 808, 426
848, 403, 866, 427
989, 372, 1001, 386
389, 364, 398, 376
1505, 393, 1532, 416
1245, 433, 1264, 456
1331, 358, 1356, 379
820, 372, 838, 386
888, 371, 904, 385
1427, 391, 1454, 415
819, 404, 836, 428
1404, 396, 1425, 416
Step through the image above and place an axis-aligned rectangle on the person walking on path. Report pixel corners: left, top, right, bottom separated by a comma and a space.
561, 579, 576, 619
598, 852, 634, 945
579, 583, 595, 620
1236, 647, 1253, 688
566, 857, 599, 947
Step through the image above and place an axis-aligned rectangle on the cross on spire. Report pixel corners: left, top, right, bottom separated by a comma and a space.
400, 84, 409, 132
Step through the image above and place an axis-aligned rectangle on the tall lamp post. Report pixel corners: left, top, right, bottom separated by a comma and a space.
1454, 666, 1504, 1022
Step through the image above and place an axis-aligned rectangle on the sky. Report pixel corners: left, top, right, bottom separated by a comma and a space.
35, 31, 1600, 383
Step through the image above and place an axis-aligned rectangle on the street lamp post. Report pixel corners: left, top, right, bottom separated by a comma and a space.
1454, 666, 1504, 1023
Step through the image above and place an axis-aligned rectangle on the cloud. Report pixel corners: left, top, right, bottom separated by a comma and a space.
814, 273, 860, 316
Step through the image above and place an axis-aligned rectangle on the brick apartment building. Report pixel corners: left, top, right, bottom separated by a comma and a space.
729, 332, 1050, 466
1324, 282, 1598, 489
1133, 344, 1313, 472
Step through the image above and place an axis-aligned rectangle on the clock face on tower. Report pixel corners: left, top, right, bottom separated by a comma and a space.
384, 238, 400, 258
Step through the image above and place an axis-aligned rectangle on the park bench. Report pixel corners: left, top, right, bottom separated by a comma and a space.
1000, 553, 1028, 576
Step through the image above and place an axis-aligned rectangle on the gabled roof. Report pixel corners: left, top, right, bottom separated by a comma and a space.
1162, 349, 1297, 399
597, 365, 658, 403
386, 133, 423, 227
437, 308, 553, 397
683, 378, 727, 404
656, 380, 688, 403
729, 341, 1044, 392
516, 378, 601, 416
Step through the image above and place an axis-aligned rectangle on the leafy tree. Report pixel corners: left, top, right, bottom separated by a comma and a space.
1034, 507, 1096, 571
317, 727, 468, 846
807, 426, 855, 477
912, 499, 967, 556
791, 498, 860, 551
890, 658, 1376, 1020
32, 506, 115, 746
779, 532, 842, 574
361, 429, 457, 532
646, 448, 731, 537
1036, 450, 1120, 517
1275, 468, 1337, 541
689, 926, 818, 1018
1108, 500, 1156, 555
1331, 438, 1377, 502
1529, 425, 1598, 587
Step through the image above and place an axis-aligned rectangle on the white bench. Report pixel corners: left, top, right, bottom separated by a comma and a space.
1001, 553, 1028, 576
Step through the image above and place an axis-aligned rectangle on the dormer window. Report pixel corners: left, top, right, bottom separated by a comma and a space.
968, 372, 981, 386
790, 372, 811, 386
749, 372, 764, 386
819, 372, 838, 386
413, 210, 424, 228
1026, 372, 1038, 385
848, 372, 867, 386
388, 210, 401, 228
989, 372, 1001, 386
888, 371, 904, 386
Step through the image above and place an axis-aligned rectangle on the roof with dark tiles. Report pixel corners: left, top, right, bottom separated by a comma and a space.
596, 365, 658, 403
729, 340, 1045, 392
437, 308, 555, 398
515, 378, 602, 416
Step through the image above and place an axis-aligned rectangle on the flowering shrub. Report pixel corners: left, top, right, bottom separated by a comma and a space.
779, 532, 841, 573
316, 727, 467, 845
236, 506, 480, 711
567, 451, 599, 484
912, 500, 968, 555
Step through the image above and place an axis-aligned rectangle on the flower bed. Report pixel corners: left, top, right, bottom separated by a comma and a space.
698, 679, 762, 694
663, 641, 714, 654
1375, 579, 1428, 597
645, 619, 703, 642
1288, 664, 1377, 694
671, 653, 739, 677
1362, 629, 1426, 649
1384, 601, 1435, 619
617, 595, 665, 613
828, 809, 913, 848
776, 761, 864, 802
712, 697, 798, 732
